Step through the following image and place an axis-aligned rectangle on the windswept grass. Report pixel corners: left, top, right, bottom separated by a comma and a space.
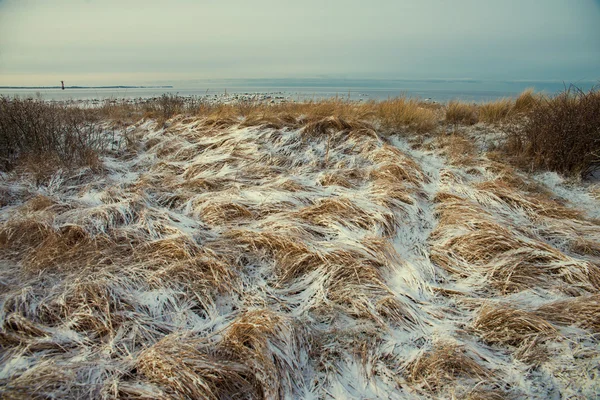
1, 86, 599, 399
407, 341, 491, 393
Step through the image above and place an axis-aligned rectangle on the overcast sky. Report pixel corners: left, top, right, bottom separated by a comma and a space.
0, 0, 599, 85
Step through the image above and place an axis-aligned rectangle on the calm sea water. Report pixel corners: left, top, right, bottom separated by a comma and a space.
1, 79, 596, 103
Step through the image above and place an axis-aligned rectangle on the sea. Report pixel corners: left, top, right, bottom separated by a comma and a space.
0, 78, 596, 103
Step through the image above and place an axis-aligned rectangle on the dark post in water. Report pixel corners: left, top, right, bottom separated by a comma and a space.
61, 81, 65, 90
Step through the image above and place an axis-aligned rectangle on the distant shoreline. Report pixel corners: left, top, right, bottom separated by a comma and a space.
0, 86, 174, 89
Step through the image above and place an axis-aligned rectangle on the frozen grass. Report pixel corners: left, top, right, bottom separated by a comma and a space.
0, 98, 599, 399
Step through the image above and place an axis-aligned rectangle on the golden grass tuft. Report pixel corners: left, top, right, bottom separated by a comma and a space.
445, 101, 478, 125
407, 341, 490, 392
144, 237, 237, 293
41, 277, 131, 336
226, 229, 323, 283
22, 225, 114, 273
200, 202, 254, 225
473, 304, 557, 346
375, 97, 439, 133
324, 250, 389, 318
302, 116, 372, 137
0, 361, 75, 400
21, 195, 56, 212
478, 98, 513, 124
513, 87, 538, 113
475, 179, 583, 220
137, 309, 296, 400
0, 217, 54, 254
318, 171, 359, 189
137, 334, 264, 400
296, 197, 374, 231
464, 387, 510, 400
535, 295, 600, 332
435, 132, 478, 166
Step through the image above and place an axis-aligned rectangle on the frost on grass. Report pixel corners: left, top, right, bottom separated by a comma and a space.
1, 114, 600, 399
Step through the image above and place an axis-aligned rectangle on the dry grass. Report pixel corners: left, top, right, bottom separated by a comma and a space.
99, 95, 441, 136
478, 98, 513, 124
374, 97, 440, 133
137, 310, 296, 399
430, 195, 599, 294
474, 179, 583, 220
1, 91, 599, 399
442, 88, 540, 127
535, 295, 600, 332
446, 101, 478, 125
473, 304, 558, 346
513, 87, 538, 113
407, 341, 490, 392
435, 132, 478, 166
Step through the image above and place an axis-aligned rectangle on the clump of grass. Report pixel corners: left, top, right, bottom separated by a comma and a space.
505, 85, 600, 177
473, 304, 558, 346
475, 179, 583, 220
535, 295, 600, 332
137, 333, 264, 400
445, 101, 478, 125
436, 132, 478, 165
478, 98, 513, 124
407, 341, 490, 392
137, 309, 298, 399
442, 89, 541, 127
513, 87, 538, 113
375, 97, 439, 133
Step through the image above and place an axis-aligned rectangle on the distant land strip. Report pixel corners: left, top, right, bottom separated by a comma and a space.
0, 86, 174, 89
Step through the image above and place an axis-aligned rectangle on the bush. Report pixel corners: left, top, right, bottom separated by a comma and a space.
506, 86, 600, 177
0, 97, 107, 172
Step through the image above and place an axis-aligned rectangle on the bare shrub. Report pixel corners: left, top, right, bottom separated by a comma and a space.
0, 96, 107, 172
505, 85, 600, 177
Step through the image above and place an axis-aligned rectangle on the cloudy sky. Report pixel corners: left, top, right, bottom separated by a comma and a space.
0, 0, 599, 85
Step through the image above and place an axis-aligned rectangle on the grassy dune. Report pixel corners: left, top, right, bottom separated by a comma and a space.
0, 89, 599, 399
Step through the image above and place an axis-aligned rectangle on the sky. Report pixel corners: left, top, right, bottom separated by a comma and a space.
0, 0, 599, 86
